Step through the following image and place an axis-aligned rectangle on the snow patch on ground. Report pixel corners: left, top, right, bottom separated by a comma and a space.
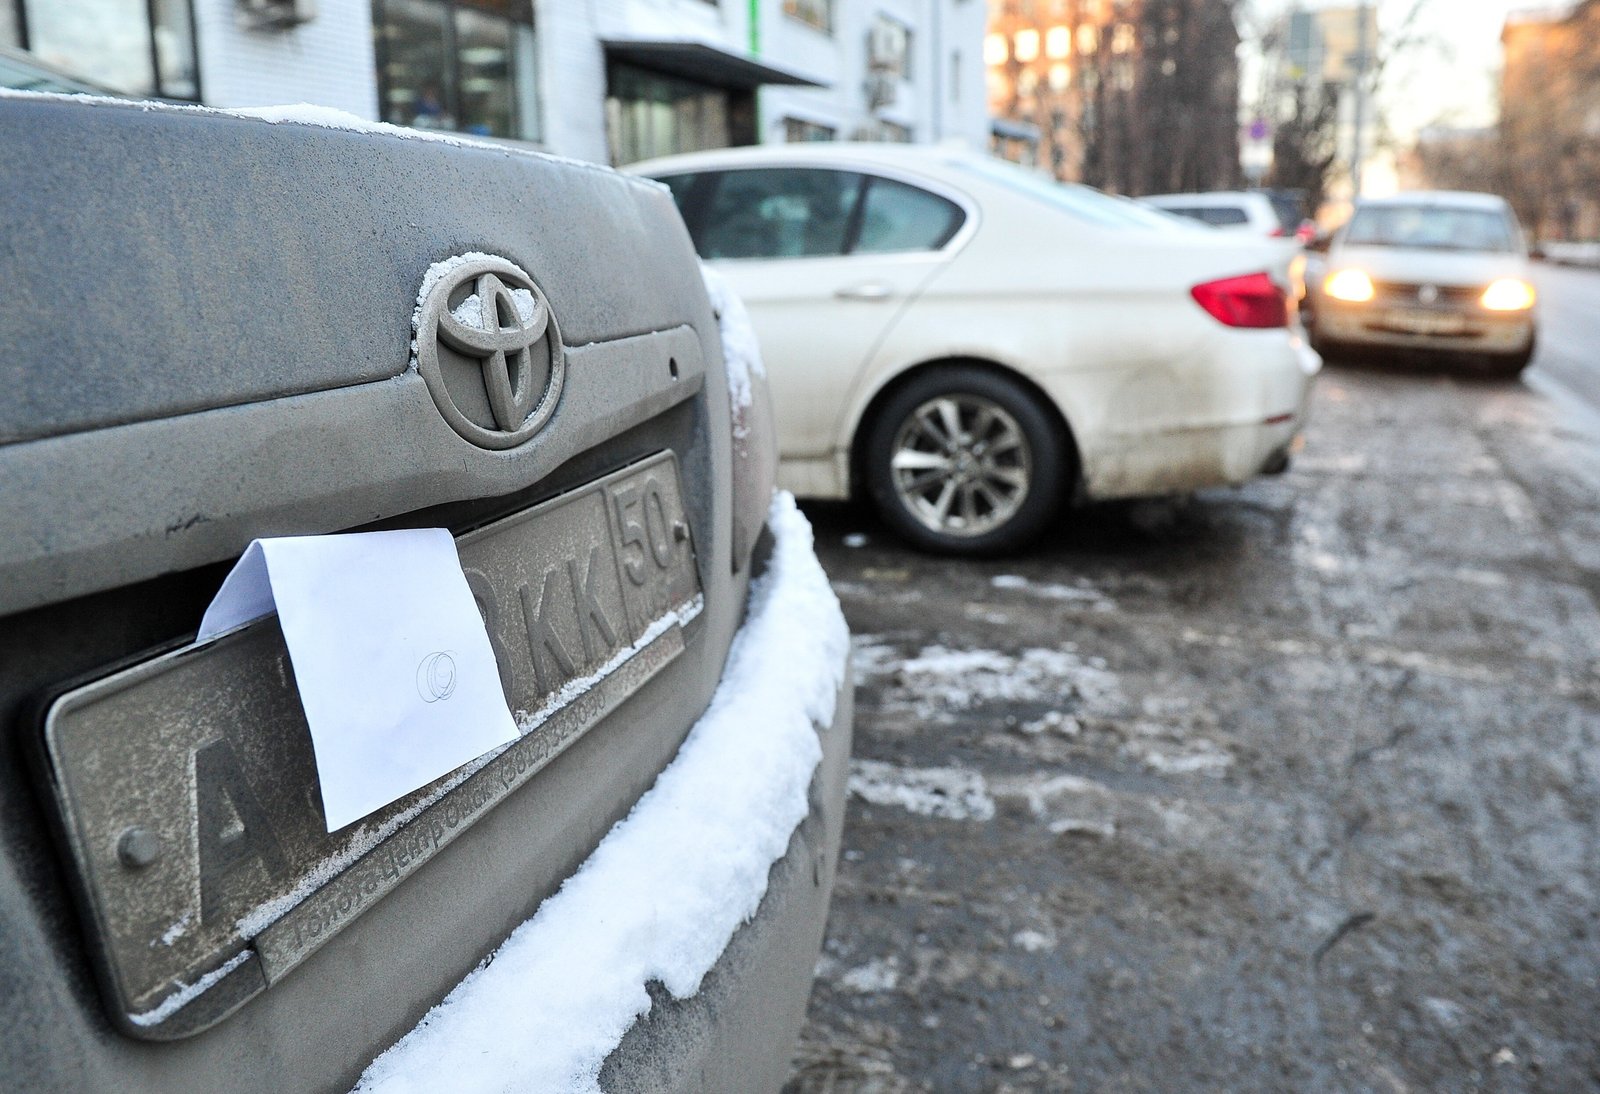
848, 759, 996, 821
838, 956, 901, 994
1138, 746, 1234, 776
991, 773, 1120, 839
990, 574, 1117, 612
1012, 929, 1057, 953
886, 644, 1124, 719
353, 493, 848, 1094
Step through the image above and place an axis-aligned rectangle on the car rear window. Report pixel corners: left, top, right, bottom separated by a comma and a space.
854, 176, 965, 254
956, 156, 1181, 230
1165, 206, 1250, 227
1344, 204, 1518, 253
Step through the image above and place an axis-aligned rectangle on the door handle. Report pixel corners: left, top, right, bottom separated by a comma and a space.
835, 282, 894, 302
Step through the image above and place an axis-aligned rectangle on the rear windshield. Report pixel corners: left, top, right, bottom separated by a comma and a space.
956, 157, 1183, 231
1343, 204, 1518, 253
1165, 206, 1251, 227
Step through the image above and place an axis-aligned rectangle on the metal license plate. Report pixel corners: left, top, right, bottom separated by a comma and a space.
1384, 308, 1468, 335
39, 452, 700, 1040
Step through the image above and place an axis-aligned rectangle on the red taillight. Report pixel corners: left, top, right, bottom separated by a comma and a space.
1269, 226, 1288, 238
1190, 272, 1289, 329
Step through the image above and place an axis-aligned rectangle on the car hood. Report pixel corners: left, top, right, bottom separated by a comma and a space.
1328, 245, 1528, 286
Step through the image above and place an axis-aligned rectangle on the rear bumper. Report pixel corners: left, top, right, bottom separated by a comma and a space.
352, 494, 852, 1094
1080, 331, 1321, 500
601, 666, 853, 1093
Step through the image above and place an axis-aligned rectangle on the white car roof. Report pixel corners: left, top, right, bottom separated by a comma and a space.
627, 141, 985, 179
1355, 191, 1510, 211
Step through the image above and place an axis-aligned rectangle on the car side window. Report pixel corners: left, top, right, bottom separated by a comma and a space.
695, 169, 864, 260
851, 177, 966, 254
1198, 207, 1250, 227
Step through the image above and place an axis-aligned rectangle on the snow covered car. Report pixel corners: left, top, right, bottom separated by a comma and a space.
0, 94, 850, 1093
631, 144, 1321, 555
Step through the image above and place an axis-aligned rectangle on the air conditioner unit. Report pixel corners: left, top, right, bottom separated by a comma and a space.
868, 21, 907, 73
238, 0, 315, 30
864, 73, 897, 110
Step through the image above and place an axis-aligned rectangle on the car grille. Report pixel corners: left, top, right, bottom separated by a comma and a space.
1371, 280, 1484, 309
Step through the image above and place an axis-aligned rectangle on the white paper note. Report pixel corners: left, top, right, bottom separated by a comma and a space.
199, 529, 518, 832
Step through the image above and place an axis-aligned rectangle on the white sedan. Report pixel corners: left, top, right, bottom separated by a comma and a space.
631, 144, 1320, 554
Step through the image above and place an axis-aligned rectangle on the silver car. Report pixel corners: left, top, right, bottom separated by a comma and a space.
1303, 191, 1538, 376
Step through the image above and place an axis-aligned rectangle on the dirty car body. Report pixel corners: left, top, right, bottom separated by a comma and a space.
0, 95, 849, 1092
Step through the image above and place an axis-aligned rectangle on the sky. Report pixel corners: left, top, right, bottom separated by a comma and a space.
1248, 0, 1527, 138
1243, 0, 1531, 195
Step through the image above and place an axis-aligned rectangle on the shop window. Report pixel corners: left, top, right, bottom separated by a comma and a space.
784, 117, 837, 143
374, 0, 541, 142
605, 63, 753, 166
6, 0, 197, 98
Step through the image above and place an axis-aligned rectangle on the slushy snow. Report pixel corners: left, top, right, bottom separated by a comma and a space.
353, 493, 848, 1094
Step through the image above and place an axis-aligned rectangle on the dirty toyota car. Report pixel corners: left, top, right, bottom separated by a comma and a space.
632, 144, 1321, 555
0, 94, 850, 1092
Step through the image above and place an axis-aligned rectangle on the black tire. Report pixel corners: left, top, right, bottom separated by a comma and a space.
862, 366, 1067, 556
1487, 336, 1536, 379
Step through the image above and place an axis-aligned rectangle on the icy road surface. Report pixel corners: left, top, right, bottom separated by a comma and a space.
791, 352, 1600, 1093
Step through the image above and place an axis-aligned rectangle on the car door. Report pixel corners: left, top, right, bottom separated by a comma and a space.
677, 167, 966, 461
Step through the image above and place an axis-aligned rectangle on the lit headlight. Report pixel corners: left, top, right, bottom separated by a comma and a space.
1481, 278, 1536, 311
1324, 269, 1375, 303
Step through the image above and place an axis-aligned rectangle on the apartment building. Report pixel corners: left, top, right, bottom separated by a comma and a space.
985, 0, 1240, 194
1, 0, 988, 164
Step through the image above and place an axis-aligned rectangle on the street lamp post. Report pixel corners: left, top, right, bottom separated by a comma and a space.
1350, 0, 1372, 197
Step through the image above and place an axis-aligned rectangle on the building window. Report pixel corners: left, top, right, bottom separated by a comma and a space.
784, 117, 836, 142
783, 0, 832, 34
605, 62, 754, 165
878, 120, 912, 142
5, 0, 198, 98
374, 0, 541, 142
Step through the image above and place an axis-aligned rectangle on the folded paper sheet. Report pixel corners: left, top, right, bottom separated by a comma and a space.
199, 529, 518, 831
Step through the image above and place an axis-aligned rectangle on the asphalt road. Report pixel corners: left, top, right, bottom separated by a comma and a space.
783, 307, 1600, 1091
1529, 263, 1600, 418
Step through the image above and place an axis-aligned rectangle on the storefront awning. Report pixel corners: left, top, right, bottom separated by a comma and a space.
601, 39, 827, 90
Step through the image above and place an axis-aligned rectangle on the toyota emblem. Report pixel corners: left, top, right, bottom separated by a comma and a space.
415, 255, 565, 450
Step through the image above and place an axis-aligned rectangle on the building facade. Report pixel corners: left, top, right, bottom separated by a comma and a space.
984, 0, 1240, 195
1500, 1, 1600, 241
1, 0, 988, 164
